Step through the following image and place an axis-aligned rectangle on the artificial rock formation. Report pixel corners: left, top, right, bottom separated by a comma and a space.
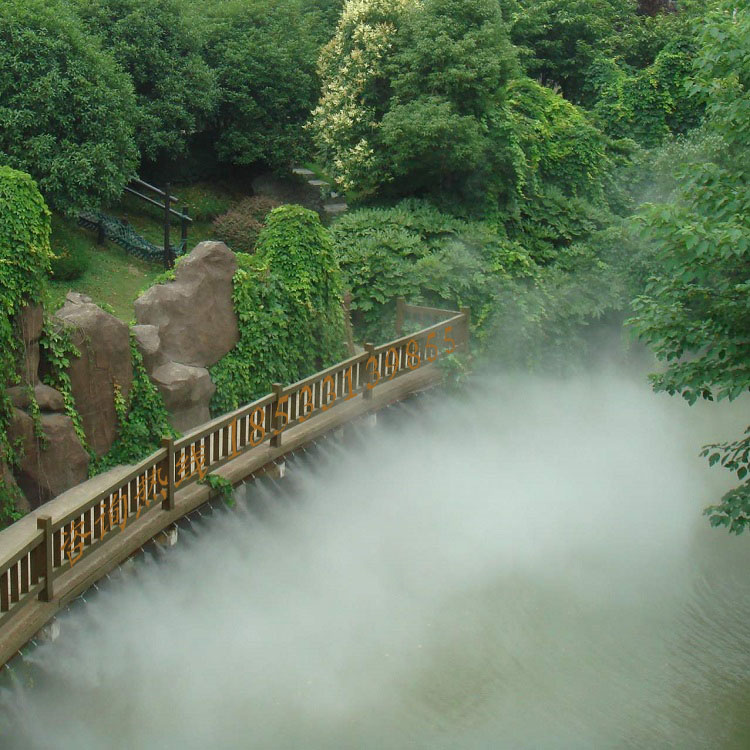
133, 242, 239, 432
3, 303, 89, 513
134, 241, 239, 367
150, 362, 216, 432
7, 383, 65, 412
54, 293, 134, 456
8, 408, 88, 509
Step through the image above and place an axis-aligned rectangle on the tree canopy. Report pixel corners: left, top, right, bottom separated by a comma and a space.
0, 0, 138, 213
628, 2, 750, 533
74, 0, 218, 164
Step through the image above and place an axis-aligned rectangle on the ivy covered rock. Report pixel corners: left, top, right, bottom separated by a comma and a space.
53, 293, 134, 456
132, 241, 239, 431
210, 205, 348, 414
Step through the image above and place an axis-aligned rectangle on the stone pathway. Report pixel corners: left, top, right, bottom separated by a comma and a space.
292, 166, 348, 217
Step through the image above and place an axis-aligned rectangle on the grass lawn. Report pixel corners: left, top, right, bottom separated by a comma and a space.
47, 182, 242, 321
48, 216, 164, 321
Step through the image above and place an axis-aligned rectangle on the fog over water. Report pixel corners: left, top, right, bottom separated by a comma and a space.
3, 355, 750, 749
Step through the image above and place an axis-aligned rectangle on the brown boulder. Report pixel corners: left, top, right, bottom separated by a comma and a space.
54, 293, 133, 456
150, 362, 215, 433
134, 242, 239, 368
34, 384, 65, 412
6, 384, 65, 412
6, 386, 30, 410
8, 409, 89, 509
131, 324, 164, 373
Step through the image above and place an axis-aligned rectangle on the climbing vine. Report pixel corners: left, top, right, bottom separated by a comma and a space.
200, 474, 234, 505
210, 205, 348, 414
91, 333, 178, 474
39, 318, 88, 451
0, 167, 53, 526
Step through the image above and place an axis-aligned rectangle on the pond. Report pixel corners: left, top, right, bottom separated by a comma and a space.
2, 363, 749, 749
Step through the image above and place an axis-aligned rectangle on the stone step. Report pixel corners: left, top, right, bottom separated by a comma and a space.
292, 167, 315, 176
308, 179, 330, 187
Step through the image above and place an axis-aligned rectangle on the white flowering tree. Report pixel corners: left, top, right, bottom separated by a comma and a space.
310, 0, 413, 196
310, 0, 518, 203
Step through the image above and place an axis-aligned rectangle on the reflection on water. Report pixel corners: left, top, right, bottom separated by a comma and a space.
2, 368, 750, 749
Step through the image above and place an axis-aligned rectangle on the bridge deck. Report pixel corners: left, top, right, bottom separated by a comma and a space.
0, 363, 441, 667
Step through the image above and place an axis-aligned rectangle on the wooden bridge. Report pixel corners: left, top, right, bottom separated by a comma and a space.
0, 302, 469, 667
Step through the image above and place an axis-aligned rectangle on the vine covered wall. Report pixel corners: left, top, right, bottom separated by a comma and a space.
210, 205, 348, 414
0, 167, 53, 524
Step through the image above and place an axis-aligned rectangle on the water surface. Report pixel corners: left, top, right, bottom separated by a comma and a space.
2, 368, 750, 749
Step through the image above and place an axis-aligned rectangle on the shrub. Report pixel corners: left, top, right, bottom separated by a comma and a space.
0, 0, 138, 213
212, 196, 282, 254
49, 216, 91, 281
176, 183, 234, 222
49, 245, 90, 281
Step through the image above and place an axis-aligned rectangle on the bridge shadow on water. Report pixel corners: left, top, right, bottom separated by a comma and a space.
2, 365, 750, 749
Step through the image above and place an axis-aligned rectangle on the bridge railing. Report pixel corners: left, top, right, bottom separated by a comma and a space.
0, 301, 469, 632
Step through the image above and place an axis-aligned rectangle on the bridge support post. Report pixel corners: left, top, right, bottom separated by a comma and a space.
163, 182, 173, 270
181, 205, 189, 254
395, 297, 405, 336
36, 516, 54, 603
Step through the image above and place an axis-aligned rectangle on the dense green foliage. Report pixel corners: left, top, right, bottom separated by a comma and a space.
74, 0, 218, 164
0, 168, 53, 524
628, 2, 750, 532
210, 206, 348, 414
589, 36, 702, 146
0, 0, 138, 213
202, 0, 323, 170
509, 0, 636, 104
332, 200, 534, 340
380, 0, 519, 201
332, 199, 627, 367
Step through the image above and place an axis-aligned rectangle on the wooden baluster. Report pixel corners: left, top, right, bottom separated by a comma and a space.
364, 343, 375, 400
37, 515, 54, 602
9, 563, 19, 604
20, 554, 29, 595
161, 438, 175, 511
271, 384, 285, 448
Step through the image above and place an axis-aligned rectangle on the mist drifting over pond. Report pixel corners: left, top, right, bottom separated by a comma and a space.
3, 360, 750, 749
